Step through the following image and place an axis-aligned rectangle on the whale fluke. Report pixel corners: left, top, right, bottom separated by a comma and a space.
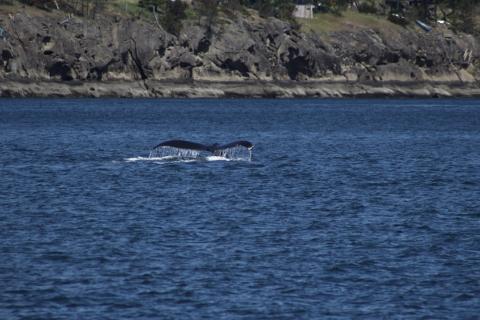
152, 139, 254, 154
218, 141, 254, 150
153, 140, 210, 152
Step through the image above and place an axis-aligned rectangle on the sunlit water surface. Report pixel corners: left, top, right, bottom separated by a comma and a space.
1, 99, 479, 319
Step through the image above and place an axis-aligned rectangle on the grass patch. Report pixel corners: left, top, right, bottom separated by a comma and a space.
299, 10, 405, 35
109, 0, 148, 17
0, 0, 54, 16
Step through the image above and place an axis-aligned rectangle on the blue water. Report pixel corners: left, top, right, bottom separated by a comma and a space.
1, 99, 479, 319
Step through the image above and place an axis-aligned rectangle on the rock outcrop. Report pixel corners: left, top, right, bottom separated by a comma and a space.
0, 9, 479, 97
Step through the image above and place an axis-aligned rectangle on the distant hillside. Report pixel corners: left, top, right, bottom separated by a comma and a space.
0, 1, 479, 97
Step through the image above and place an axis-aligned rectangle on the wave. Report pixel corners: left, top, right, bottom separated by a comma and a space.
125, 145, 252, 163
124, 155, 236, 163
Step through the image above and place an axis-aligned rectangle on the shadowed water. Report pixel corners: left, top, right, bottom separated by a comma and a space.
1, 99, 479, 319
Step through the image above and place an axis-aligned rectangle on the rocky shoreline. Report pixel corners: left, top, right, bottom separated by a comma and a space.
2, 79, 480, 98
0, 8, 479, 98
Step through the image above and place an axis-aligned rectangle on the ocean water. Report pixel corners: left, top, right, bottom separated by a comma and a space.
1, 98, 479, 319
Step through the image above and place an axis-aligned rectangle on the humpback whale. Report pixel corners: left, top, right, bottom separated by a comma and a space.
153, 140, 253, 154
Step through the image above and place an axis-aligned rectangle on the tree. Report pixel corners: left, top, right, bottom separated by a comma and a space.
256, 0, 295, 21
438, 0, 479, 33
195, 0, 219, 31
162, 0, 187, 35
139, 0, 187, 35
323, 0, 349, 14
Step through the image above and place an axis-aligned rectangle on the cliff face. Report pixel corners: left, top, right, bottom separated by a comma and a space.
0, 9, 479, 97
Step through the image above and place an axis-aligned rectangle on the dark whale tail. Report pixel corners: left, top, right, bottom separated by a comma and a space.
151, 139, 254, 160
153, 140, 253, 153
153, 140, 210, 152
217, 141, 253, 151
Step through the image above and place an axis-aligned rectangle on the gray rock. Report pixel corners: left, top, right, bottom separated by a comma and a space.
0, 9, 478, 96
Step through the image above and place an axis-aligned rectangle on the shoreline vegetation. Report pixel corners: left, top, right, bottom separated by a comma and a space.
0, 0, 479, 98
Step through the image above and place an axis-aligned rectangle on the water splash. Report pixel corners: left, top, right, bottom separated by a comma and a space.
213, 146, 252, 161
148, 145, 252, 161
149, 146, 201, 159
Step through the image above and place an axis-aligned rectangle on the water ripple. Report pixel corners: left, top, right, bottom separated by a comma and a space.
1, 99, 480, 319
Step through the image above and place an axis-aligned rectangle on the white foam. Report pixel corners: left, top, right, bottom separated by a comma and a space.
125, 145, 252, 163
124, 156, 193, 162
205, 156, 231, 161
148, 145, 252, 162
124, 155, 241, 163
124, 156, 153, 162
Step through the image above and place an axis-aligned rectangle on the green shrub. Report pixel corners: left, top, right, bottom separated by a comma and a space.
138, 0, 187, 35
162, 0, 187, 35
357, 0, 377, 14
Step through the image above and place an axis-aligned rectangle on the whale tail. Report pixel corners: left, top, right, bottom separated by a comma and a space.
150, 139, 254, 160
217, 141, 254, 151
153, 140, 210, 152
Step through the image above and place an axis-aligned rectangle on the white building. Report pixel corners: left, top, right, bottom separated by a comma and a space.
293, 4, 314, 19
